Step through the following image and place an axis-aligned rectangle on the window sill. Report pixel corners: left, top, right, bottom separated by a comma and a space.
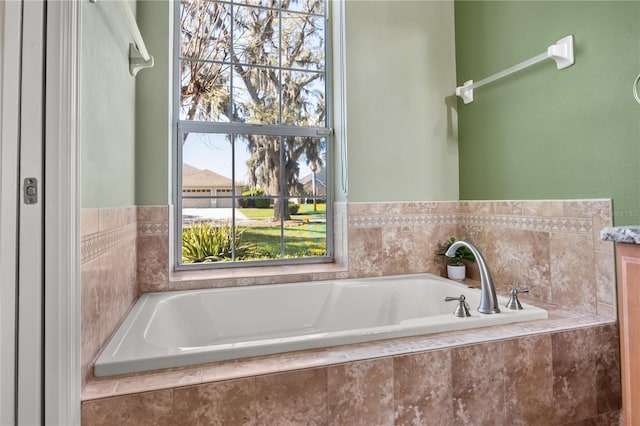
168, 261, 349, 288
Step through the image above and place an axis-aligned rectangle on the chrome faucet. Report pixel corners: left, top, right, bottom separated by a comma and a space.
445, 240, 500, 314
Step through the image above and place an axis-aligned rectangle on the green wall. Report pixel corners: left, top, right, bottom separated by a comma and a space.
455, 1, 640, 225
81, 0, 137, 208
134, 0, 460, 205
344, 1, 459, 202
135, 0, 171, 206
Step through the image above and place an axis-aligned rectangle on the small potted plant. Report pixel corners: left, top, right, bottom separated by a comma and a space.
439, 237, 475, 280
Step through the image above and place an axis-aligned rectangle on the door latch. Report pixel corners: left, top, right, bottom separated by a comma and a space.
23, 178, 38, 204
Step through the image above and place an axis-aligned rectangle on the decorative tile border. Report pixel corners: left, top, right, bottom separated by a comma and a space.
459, 214, 592, 233
348, 214, 458, 228
81, 223, 137, 264
138, 222, 170, 236
348, 213, 592, 234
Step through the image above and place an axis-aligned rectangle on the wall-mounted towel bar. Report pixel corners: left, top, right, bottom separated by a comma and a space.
455, 35, 574, 104
90, 0, 154, 76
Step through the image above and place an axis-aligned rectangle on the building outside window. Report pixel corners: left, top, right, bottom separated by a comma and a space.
176, 0, 332, 267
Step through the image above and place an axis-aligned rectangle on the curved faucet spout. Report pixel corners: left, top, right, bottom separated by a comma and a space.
445, 240, 500, 314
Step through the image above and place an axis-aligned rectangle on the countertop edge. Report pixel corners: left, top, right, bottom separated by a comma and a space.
600, 226, 640, 244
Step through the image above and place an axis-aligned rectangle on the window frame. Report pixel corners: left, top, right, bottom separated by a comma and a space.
172, 0, 334, 270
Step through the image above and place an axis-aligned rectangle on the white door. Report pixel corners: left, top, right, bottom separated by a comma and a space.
2, 1, 80, 424
0, 0, 21, 423
17, 0, 45, 423
0, 0, 46, 424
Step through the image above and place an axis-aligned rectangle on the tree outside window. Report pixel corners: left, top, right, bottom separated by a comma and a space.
178, 0, 331, 265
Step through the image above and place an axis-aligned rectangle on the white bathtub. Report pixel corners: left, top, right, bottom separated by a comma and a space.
94, 273, 548, 376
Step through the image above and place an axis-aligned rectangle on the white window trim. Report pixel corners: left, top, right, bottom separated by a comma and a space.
172, 0, 335, 270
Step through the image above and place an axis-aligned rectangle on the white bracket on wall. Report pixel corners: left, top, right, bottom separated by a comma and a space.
90, 0, 155, 76
129, 43, 154, 77
455, 35, 574, 104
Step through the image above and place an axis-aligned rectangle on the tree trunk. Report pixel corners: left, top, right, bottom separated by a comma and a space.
273, 198, 290, 222
266, 168, 291, 221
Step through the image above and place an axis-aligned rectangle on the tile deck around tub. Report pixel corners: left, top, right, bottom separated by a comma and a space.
82, 302, 613, 401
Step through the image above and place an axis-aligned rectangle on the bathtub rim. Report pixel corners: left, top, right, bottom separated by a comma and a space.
93, 273, 548, 377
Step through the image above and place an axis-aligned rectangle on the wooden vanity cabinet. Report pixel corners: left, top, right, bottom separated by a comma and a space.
616, 242, 640, 425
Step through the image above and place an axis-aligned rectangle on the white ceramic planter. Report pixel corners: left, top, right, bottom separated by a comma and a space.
447, 264, 466, 280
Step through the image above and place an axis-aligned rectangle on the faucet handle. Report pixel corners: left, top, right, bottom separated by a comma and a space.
444, 294, 472, 317
505, 287, 529, 310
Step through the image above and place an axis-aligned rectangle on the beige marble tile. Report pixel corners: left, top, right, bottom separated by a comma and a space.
138, 234, 169, 292
521, 200, 565, 217
124, 206, 137, 225
551, 328, 597, 424
595, 324, 622, 415
381, 225, 424, 275
347, 227, 383, 278
458, 200, 493, 215
173, 378, 255, 425
465, 228, 551, 300
255, 368, 327, 425
549, 233, 596, 313
503, 334, 554, 425
81, 208, 100, 238
421, 223, 462, 275
563, 199, 611, 219
492, 200, 529, 216
98, 207, 127, 232
97, 249, 137, 350
81, 389, 173, 425
200, 358, 282, 383
169, 277, 253, 291
593, 214, 614, 253
488, 199, 565, 217
137, 205, 169, 223
274, 350, 351, 372
114, 368, 203, 396
81, 379, 119, 401
452, 342, 505, 426
394, 350, 453, 426
81, 257, 101, 385
412, 201, 460, 215
594, 249, 616, 307
81, 206, 139, 389
596, 302, 617, 319
347, 201, 405, 217
327, 358, 394, 426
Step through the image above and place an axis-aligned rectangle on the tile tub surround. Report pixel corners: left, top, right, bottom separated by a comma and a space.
81, 200, 615, 391
81, 207, 138, 386
457, 200, 615, 317
347, 199, 614, 316
81, 316, 621, 426
137, 199, 614, 318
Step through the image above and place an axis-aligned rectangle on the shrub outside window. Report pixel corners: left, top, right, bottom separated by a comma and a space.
176, 0, 332, 267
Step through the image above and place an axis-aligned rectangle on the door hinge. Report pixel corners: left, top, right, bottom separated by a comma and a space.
23, 178, 38, 204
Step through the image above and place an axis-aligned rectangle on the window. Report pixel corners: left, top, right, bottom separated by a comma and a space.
176, 0, 332, 267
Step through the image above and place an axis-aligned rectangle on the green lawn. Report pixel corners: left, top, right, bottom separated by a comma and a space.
182, 217, 327, 263
239, 203, 326, 221
242, 223, 327, 258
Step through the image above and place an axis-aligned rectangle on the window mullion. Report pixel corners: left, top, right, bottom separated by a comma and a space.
279, 135, 285, 259
231, 133, 237, 261
278, 6, 283, 126
177, 121, 330, 137
229, 1, 235, 124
